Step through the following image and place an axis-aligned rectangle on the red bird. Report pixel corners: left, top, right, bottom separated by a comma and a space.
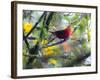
50, 25, 73, 39
48, 25, 73, 46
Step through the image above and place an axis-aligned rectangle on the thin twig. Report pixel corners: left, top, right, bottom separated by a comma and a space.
27, 37, 36, 40
46, 39, 66, 47
46, 36, 56, 45
24, 12, 47, 40
70, 14, 85, 25
23, 32, 30, 50
24, 54, 39, 57
24, 54, 68, 59
45, 12, 54, 29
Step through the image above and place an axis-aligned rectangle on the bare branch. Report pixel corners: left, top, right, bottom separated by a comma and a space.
24, 12, 47, 40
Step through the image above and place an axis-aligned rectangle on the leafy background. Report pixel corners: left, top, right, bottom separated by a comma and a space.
22, 10, 91, 69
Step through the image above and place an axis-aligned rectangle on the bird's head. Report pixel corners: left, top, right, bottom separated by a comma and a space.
65, 25, 73, 36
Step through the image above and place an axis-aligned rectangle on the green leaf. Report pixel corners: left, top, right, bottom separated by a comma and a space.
84, 14, 91, 21
72, 13, 80, 21
64, 16, 70, 22
33, 59, 43, 68
79, 17, 88, 32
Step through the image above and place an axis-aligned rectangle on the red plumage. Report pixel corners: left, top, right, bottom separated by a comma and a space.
50, 25, 72, 39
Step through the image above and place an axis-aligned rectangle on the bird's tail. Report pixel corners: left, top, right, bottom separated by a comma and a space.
48, 31, 54, 34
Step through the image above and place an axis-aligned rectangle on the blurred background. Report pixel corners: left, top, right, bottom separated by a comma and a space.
22, 10, 91, 69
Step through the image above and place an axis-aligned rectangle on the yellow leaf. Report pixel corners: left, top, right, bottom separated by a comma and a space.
42, 45, 57, 57
48, 59, 57, 65
23, 22, 33, 33
43, 48, 54, 56
33, 40, 38, 44
41, 40, 48, 45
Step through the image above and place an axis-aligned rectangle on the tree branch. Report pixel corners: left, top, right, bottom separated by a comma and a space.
45, 12, 54, 30
70, 14, 85, 25
23, 32, 30, 50
46, 39, 66, 47
24, 12, 47, 40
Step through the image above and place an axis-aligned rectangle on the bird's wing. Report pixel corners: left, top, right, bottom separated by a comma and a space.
55, 30, 65, 35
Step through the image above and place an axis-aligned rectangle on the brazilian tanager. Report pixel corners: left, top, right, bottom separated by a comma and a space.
49, 25, 73, 40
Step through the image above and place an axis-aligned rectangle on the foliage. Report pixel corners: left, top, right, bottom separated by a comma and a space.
22, 10, 91, 69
